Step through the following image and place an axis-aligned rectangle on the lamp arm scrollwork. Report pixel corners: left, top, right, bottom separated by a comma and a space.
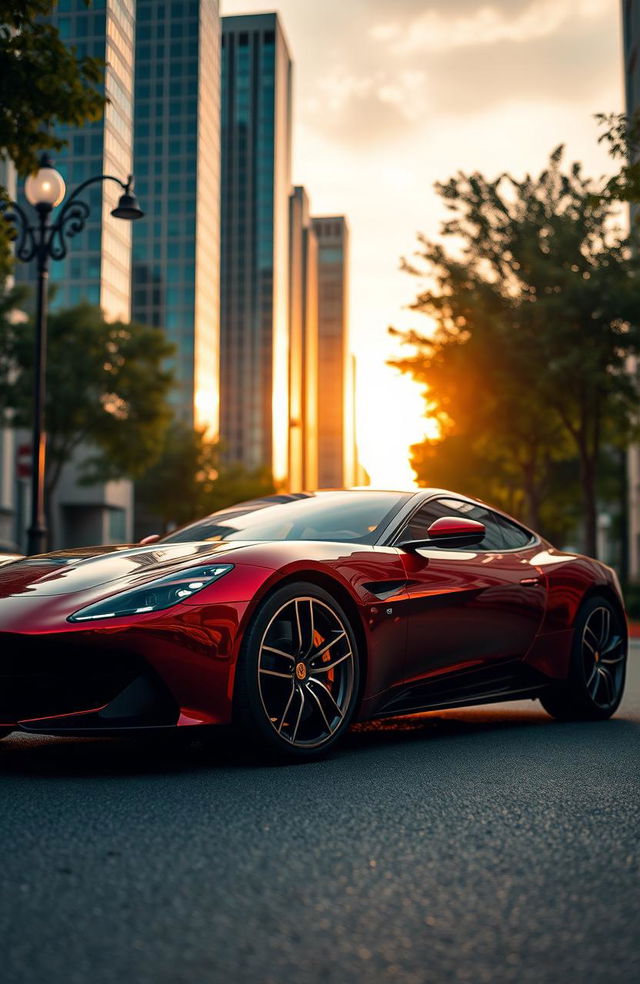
0, 199, 38, 264
47, 199, 91, 261
0, 172, 134, 266
46, 174, 130, 261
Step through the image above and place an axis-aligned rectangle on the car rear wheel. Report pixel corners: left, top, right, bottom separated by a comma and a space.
540, 596, 627, 721
234, 582, 360, 759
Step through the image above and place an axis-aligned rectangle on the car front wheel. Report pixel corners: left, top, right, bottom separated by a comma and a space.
540, 595, 627, 721
234, 582, 361, 759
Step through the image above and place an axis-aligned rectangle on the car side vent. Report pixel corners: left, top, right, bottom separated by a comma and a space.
362, 580, 408, 601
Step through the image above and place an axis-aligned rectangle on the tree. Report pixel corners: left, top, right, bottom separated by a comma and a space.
596, 111, 640, 207
136, 422, 275, 534
391, 148, 640, 555
0, 300, 175, 525
0, 1, 105, 269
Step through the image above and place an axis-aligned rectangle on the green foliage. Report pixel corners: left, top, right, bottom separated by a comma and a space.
596, 111, 640, 207
136, 422, 275, 533
0, 1, 106, 269
391, 147, 640, 554
0, 1, 104, 173
0, 300, 175, 497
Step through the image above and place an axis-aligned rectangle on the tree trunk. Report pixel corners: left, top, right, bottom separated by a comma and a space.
521, 452, 541, 531
579, 450, 598, 558
522, 487, 540, 531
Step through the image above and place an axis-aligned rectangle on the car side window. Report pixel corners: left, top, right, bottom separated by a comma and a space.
401, 501, 453, 542
437, 499, 506, 551
400, 497, 532, 552
494, 514, 535, 549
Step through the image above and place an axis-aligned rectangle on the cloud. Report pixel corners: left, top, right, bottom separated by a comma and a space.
304, 67, 428, 145
297, 0, 618, 146
368, 0, 611, 53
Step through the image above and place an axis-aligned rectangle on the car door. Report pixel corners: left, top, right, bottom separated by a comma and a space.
395, 496, 547, 685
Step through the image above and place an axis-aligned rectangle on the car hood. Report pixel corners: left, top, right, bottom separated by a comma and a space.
0, 540, 261, 600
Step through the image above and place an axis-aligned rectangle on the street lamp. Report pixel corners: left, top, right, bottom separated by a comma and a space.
1, 153, 144, 555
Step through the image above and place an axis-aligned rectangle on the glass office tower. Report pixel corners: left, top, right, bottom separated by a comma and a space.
16, 0, 136, 548
132, 0, 221, 432
288, 186, 318, 491
312, 216, 354, 489
40, 0, 136, 321
220, 13, 292, 480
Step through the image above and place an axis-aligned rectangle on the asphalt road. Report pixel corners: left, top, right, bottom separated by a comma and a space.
1, 647, 639, 984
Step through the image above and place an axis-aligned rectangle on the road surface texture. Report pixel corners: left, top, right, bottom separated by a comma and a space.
1, 645, 638, 984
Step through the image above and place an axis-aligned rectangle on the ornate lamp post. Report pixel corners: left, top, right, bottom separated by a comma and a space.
1, 153, 144, 555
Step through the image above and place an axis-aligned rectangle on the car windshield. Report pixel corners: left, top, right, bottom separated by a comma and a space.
161, 491, 410, 545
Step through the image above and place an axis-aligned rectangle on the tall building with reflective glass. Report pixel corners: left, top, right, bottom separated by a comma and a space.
220, 13, 293, 481
26, 0, 136, 321
132, 0, 221, 431
288, 186, 318, 492
312, 216, 355, 489
15, 0, 136, 548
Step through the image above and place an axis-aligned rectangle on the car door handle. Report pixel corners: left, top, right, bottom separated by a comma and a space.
520, 576, 542, 586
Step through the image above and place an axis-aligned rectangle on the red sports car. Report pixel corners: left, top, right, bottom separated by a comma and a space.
0, 489, 627, 758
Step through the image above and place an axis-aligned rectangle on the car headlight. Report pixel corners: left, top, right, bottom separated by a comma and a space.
68, 564, 234, 623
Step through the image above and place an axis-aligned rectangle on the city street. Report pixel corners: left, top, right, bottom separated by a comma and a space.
1, 646, 638, 984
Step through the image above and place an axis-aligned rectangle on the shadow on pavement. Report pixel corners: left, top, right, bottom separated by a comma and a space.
0, 704, 638, 779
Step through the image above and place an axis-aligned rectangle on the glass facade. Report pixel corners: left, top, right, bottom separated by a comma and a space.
288, 186, 318, 491
13, 0, 136, 549
132, 0, 220, 432
19, 0, 136, 322
312, 216, 354, 489
220, 13, 292, 480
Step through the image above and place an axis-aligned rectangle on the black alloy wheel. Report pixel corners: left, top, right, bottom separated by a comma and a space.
540, 595, 627, 721
234, 582, 360, 758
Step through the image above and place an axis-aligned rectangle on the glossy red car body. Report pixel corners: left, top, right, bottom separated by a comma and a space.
0, 488, 626, 737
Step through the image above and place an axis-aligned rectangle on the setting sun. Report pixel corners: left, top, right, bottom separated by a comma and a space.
355, 359, 429, 489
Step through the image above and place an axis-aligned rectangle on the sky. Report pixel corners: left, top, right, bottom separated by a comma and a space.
221, 0, 624, 488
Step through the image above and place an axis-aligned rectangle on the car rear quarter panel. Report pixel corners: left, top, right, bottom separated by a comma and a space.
522, 545, 625, 679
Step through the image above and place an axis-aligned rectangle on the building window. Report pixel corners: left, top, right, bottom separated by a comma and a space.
109, 508, 126, 543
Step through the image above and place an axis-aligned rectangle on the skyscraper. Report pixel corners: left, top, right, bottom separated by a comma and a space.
132, 0, 221, 432
623, 0, 640, 578
17, 0, 137, 547
220, 13, 292, 481
41, 0, 136, 321
312, 215, 354, 488
288, 186, 318, 491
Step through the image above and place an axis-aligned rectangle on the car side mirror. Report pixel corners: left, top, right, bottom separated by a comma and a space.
399, 516, 486, 551
139, 533, 161, 545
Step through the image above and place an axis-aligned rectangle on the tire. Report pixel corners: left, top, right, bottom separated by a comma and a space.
234, 582, 361, 759
540, 595, 627, 721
